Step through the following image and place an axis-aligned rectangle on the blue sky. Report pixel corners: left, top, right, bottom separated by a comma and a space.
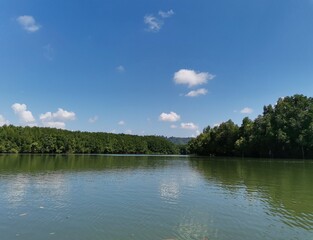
1, 0, 313, 137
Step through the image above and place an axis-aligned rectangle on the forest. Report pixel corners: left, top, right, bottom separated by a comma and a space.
1, 94, 313, 158
188, 94, 313, 159
0, 126, 180, 154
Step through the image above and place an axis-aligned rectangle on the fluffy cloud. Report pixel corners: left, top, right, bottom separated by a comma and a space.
159, 112, 180, 122
40, 108, 75, 121
88, 116, 98, 123
125, 129, 132, 134
12, 103, 36, 124
144, 15, 163, 32
16, 15, 41, 33
240, 107, 254, 114
213, 123, 221, 127
158, 10, 174, 18
0, 115, 9, 126
118, 120, 125, 125
39, 112, 52, 121
174, 69, 215, 87
181, 122, 198, 130
40, 108, 75, 129
42, 121, 66, 129
54, 108, 75, 121
185, 88, 208, 97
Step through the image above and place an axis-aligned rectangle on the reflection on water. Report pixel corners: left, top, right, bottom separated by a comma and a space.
5, 174, 29, 206
190, 158, 313, 231
0, 154, 312, 240
0, 154, 168, 173
160, 181, 180, 203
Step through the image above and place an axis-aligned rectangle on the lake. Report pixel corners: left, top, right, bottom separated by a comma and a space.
0, 155, 312, 240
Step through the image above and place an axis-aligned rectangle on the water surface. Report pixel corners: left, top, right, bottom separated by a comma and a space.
0, 155, 312, 240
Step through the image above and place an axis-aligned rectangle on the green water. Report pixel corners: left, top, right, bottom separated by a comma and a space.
0, 155, 312, 240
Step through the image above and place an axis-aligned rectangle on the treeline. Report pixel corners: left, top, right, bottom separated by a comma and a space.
0, 125, 179, 154
188, 94, 313, 159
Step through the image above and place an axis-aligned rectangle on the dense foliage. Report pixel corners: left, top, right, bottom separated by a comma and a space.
0, 126, 179, 154
189, 94, 313, 159
166, 137, 192, 145
165, 137, 191, 154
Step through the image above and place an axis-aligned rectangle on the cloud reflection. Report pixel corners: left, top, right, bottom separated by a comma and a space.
5, 174, 29, 207
4, 173, 69, 208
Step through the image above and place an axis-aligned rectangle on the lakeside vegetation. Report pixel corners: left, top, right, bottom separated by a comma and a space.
2, 94, 313, 158
0, 126, 180, 154
189, 94, 313, 159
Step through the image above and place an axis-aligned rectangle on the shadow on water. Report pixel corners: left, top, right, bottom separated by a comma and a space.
190, 157, 313, 230
0, 154, 178, 173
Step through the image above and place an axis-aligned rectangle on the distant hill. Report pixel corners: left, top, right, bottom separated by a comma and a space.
166, 137, 193, 145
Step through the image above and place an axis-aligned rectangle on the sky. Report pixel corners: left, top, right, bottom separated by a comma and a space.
1, 0, 313, 137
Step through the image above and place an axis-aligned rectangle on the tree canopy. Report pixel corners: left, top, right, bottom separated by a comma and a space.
0, 125, 179, 155
189, 94, 313, 159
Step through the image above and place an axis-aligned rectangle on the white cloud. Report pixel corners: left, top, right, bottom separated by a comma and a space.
158, 10, 174, 18
185, 88, 208, 97
118, 120, 125, 125
125, 129, 132, 134
191, 130, 201, 138
170, 124, 177, 129
213, 123, 221, 127
240, 107, 253, 114
144, 9, 174, 32
88, 115, 98, 123
54, 108, 75, 121
159, 112, 180, 122
0, 115, 9, 126
116, 65, 125, 72
16, 15, 41, 33
39, 112, 52, 121
181, 122, 198, 130
40, 108, 76, 121
40, 108, 75, 129
174, 69, 215, 87
144, 15, 163, 32
42, 121, 65, 129
12, 103, 36, 124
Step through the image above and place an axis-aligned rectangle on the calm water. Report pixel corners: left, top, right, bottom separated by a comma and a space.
0, 155, 312, 240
